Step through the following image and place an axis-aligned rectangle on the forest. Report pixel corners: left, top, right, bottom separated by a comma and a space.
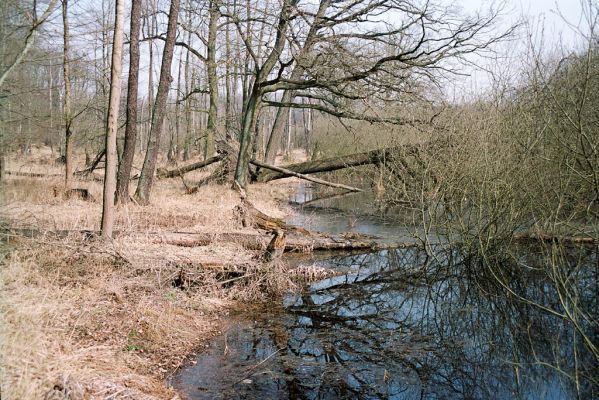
0, 0, 597, 399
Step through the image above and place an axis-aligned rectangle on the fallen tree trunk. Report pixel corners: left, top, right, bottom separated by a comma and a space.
156, 155, 223, 178
155, 231, 413, 252
250, 159, 362, 192
4, 170, 62, 178
233, 199, 311, 234
254, 145, 419, 183
513, 232, 596, 245
184, 139, 241, 193
75, 149, 105, 176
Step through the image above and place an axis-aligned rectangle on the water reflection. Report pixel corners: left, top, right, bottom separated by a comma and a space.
172, 246, 598, 399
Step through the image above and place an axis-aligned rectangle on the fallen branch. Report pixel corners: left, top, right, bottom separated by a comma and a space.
234, 199, 310, 234
254, 145, 420, 182
157, 230, 412, 252
3, 170, 62, 178
75, 149, 105, 176
250, 159, 363, 192
513, 232, 596, 245
156, 155, 223, 178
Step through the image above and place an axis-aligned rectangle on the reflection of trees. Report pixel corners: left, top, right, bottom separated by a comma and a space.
174, 246, 597, 399
276, 246, 597, 399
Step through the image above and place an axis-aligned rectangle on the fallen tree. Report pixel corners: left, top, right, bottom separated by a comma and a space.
156, 155, 223, 178
3, 170, 62, 178
254, 145, 419, 183
75, 149, 105, 176
155, 230, 413, 252
250, 159, 362, 192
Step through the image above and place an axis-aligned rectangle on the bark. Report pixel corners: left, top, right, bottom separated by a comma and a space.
101, 0, 126, 238
115, 0, 142, 204
224, 17, 232, 135
134, 0, 181, 205
156, 155, 223, 178
183, 0, 192, 160
250, 159, 363, 192
205, 0, 219, 159
234, 199, 309, 233
233, 0, 299, 189
255, 145, 417, 182
62, 0, 74, 189
157, 230, 409, 252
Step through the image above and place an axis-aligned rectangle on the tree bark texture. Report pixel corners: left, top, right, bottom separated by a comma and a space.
234, 0, 299, 189
134, 0, 181, 204
62, 0, 74, 189
101, 0, 125, 238
205, 0, 219, 159
115, 0, 142, 204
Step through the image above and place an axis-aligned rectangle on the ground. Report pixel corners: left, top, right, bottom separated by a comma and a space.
0, 147, 304, 399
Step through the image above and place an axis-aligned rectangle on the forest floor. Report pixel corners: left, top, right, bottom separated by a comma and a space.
0, 147, 305, 399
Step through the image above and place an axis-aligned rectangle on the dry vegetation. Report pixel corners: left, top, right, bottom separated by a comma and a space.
0, 149, 304, 399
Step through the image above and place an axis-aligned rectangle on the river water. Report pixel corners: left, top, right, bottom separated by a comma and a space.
171, 185, 598, 399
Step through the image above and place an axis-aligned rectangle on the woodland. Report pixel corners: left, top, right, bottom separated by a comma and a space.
0, 0, 598, 398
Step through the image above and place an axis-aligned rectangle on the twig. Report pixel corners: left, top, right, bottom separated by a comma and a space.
232, 348, 283, 386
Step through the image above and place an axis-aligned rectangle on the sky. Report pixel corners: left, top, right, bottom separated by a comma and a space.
446, 0, 589, 97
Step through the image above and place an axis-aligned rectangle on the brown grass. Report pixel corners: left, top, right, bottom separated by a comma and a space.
0, 148, 302, 399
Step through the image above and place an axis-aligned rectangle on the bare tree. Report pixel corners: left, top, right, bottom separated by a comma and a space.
62, 0, 74, 189
115, 0, 142, 204
0, 0, 59, 89
134, 0, 181, 204
204, 0, 219, 159
263, 0, 330, 164
101, 0, 126, 238
228, 0, 512, 189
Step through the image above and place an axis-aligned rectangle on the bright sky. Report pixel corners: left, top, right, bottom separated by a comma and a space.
446, 0, 589, 97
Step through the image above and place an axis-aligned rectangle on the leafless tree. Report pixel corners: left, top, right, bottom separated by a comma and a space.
225, 0, 513, 189
115, 0, 142, 204
134, 0, 181, 205
101, 0, 126, 238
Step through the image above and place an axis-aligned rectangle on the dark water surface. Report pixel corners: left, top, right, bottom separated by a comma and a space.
172, 185, 598, 399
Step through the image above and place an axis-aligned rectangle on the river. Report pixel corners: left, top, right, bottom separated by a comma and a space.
171, 184, 598, 399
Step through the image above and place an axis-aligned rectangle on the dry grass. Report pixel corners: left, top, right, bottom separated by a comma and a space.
0, 232, 233, 399
0, 148, 303, 399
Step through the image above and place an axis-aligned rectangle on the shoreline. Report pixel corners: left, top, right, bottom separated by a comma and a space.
0, 158, 300, 399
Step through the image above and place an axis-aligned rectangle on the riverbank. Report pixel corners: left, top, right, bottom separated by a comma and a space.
0, 152, 302, 399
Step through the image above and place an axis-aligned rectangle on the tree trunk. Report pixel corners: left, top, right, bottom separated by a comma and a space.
62, 0, 74, 189
115, 0, 142, 204
134, 0, 181, 204
234, 88, 261, 189
233, 0, 299, 190
250, 158, 362, 192
101, 0, 125, 238
156, 155, 223, 178
264, 89, 293, 164
205, 0, 219, 159
255, 145, 418, 182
